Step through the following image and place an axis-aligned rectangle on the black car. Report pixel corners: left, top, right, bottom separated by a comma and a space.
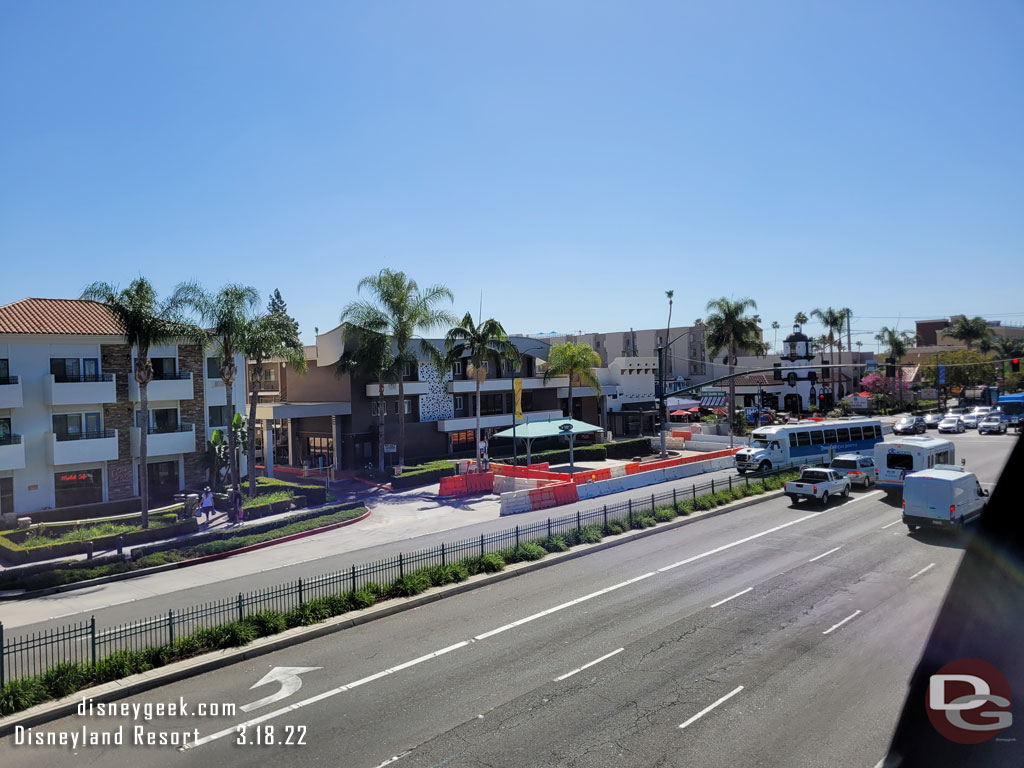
893, 415, 927, 435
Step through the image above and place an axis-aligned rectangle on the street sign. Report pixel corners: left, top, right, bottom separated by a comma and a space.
559, 423, 573, 432
938, 365, 946, 385
383, 443, 396, 453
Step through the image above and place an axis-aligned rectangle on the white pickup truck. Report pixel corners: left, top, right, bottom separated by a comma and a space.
784, 468, 851, 505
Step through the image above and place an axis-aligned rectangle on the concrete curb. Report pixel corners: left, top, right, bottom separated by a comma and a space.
1, 509, 372, 601
0, 488, 784, 736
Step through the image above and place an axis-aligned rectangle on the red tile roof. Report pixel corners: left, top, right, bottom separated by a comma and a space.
0, 298, 124, 336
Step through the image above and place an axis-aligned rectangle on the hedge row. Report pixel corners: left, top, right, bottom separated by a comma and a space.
254, 476, 327, 506
390, 462, 457, 490
0, 473, 797, 717
0, 503, 367, 592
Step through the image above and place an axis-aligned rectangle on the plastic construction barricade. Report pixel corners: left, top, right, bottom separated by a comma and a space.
438, 475, 469, 496
528, 486, 558, 510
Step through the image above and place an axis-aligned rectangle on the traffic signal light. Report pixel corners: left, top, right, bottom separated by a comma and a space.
1013, 358, 1020, 373
886, 358, 896, 378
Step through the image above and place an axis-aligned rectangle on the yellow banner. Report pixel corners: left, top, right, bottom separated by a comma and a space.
514, 378, 523, 420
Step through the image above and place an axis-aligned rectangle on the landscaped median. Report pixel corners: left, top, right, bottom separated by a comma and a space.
0, 469, 797, 720
0, 502, 367, 594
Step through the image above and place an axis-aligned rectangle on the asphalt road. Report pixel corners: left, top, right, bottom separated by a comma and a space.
1, 430, 1018, 768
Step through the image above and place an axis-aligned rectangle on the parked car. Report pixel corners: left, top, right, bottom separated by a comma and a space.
945, 407, 967, 418
923, 412, 943, 429
938, 416, 965, 434
961, 412, 980, 429
828, 454, 876, 488
978, 413, 1008, 435
893, 415, 927, 435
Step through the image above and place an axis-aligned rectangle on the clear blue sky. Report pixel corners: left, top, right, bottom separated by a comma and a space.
2, 0, 1022, 349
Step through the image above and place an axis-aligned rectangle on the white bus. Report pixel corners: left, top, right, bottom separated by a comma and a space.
873, 436, 956, 494
734, 418, 884, 473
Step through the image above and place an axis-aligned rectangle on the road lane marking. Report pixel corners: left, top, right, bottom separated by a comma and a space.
554, 647, 625, 681
808, 546, 842, 562
822, 610, 862, 635
909, 563, 936, 580
710, 587, 753, 608
182, 641, 469, 750
372, 751, 412, 768
881, 520, 901, 529
473, 572, 658, 640
678, 685, 744, 729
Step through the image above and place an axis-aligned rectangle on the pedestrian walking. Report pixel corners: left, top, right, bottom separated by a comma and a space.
200, 487, 215, 525
232, 488, 244, 524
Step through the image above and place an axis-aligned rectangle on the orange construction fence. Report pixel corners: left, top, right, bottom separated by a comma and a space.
438, 471, 494, 497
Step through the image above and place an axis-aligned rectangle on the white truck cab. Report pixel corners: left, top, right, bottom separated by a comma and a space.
735, 430, 786, 473
902, 467, 988, 532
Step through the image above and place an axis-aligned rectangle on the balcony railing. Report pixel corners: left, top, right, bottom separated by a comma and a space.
151, 371, 190, 380
0, 433, 23, 446
0, 375, 18, 386
131, 423, 196, 457
53, 373, 114, 383
0, 434, 25, 471
55, 429, 117, 442
0, 375, 22, 409
252, 380, 280, 391
129, 371, 194, 402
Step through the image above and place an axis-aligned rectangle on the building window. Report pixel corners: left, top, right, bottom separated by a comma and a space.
371, 400, 387, 417
137, 357, 178, 380
50, 357, 100, 382
52, 412, 102, 440
206, 358, 221, 379
454, 396, 464, 411
404, 398, 412, 415
452, 361, 463, 376
208, 405, 233, 427
54, 468, 103, 508
403, 362, 415, 378
451, 430, 475, 449
0, 476, 12, 515
306, 436, 334, 468
0, 358, 10, 382
136, 408, 179, 432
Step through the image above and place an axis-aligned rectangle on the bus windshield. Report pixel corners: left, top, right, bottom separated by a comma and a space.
750, 439, 771, 449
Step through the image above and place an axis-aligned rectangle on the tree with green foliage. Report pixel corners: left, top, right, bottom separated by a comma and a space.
341, 270, 455, 467
241, 312, 308, 496
336, 325, 401, 472
875, 326, 916, 404
921, 349, 997, 390
947, 316, 991, 350
82, 278, 206, 528
705, 297, 762, 448
543, 342, 601, 419
178, 283, 260, 491
444, 313, 521, 461
812, 306, 849, 401
794, 311, 808, 328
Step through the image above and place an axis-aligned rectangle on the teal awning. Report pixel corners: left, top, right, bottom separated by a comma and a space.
492, 418, 603, 440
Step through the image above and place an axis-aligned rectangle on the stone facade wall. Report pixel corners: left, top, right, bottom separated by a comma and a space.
101, 343, 136, 500
178, 344, 207, 489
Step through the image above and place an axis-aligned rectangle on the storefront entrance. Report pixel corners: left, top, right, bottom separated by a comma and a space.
141, 460, 180, 505
54, 468, 103, 507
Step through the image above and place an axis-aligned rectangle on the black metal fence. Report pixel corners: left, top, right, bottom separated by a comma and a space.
0, 462, 806, 689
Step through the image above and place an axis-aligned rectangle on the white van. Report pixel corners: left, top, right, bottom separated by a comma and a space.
902, 467, 989, 531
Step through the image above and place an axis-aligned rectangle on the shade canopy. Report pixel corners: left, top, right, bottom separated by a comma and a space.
492, 418, 603, 441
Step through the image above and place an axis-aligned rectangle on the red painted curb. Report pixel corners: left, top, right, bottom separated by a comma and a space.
349, 476, 392, 492
181, 509, 372, 566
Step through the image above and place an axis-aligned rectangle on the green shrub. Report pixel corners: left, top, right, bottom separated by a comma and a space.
677, 499, 695, 515
40, 662, 91, 699
604, 520, 626, 535
604, 437, 654, 459
654, 507, 676, 523
514, 542, 547, 562
632, 515, 657, 529
349, 587, 377, 610
693, 496, 714, 511
541, 534, 569, 553
388, 571, 431, 598
390, 463, 457, 490
0, 676, 49, 717
93, 649, 150, 683
242, 490, 294, 509
426, 563, 470, 586
247, 610, 288, 636
323, 594, 350, 616
469, 553, 505, 574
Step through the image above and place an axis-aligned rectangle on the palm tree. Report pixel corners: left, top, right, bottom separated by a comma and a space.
81, 278, 206, 528
179, 283, 260, 492
543, 342, 601, 419
444, 313, 521, 462
336, 325, 400, 472
341, 270, 455, 467
771, 321, 780, 353
991, 336, 1024, 360
811, 307, 848, 405
705, 297, 760, 448
875, 326, 916, 405
794, 311, 809, 329
241, 313, 308, 496
948, 316, 991, 350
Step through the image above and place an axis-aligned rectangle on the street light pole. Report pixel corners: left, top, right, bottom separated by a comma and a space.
659, 345, 667, 457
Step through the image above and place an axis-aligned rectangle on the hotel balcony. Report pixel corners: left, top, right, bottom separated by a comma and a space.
0, 376, 23, 408
45, 373, 117, 406
446, 376, 569, 394
364, 380, 431, 397
0, 435, 26, 471
435, 409, 564, 433
131, 424, 197, 458
48, 429, 119, 466
129, 372, 194, 402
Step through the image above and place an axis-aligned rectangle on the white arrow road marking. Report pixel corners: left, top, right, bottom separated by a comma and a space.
241, 666, 322, 712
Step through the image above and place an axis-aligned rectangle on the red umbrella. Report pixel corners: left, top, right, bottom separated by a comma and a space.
670, 409, 686, 416
687, 407, 700, 413
712, 407, 728, 415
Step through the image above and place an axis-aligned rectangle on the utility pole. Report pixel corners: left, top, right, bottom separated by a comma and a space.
658, 345, 668, 457
846, 308, 853, 395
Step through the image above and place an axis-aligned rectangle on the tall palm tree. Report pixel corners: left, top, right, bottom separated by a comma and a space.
179, 283, 260, 492
341, 270, 455, 467
444, 313, 521, 462
991, 336, 1024, 360
875, 326, 916, 404
705, 297, 761, 448
336, 325, 401, 472
82, 278, 206, 528
543, 342, 601, 419
771, 321, 780, 353
947, 316, 990, 350
241, 313, 308, 496
794, 311, 809, 329
812, 307, 848, 404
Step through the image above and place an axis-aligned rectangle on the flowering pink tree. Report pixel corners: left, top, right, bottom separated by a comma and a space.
860, 372, 887, 394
